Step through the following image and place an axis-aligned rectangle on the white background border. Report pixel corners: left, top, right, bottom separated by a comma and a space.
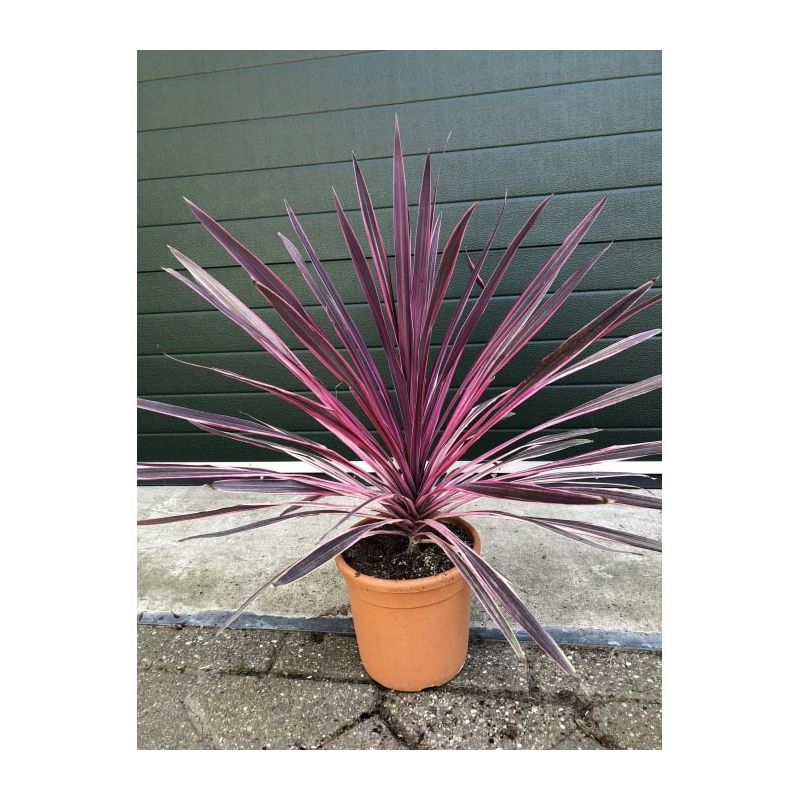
3, 2, 795, 791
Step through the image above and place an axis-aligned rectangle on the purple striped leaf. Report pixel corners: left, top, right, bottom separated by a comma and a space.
137, 120, 661, 674
138, 503, 277, 526
423, 519, 575, 676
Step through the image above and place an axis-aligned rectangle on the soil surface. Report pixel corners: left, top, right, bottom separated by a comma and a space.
342, 522, 474, 580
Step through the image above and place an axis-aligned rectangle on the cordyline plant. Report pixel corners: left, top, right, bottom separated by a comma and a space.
138, 121, 662, 677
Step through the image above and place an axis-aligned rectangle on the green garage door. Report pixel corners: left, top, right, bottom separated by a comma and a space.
138, 50, 661, 462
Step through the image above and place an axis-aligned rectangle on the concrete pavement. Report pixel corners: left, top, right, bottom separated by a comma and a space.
138, 485, 661, 634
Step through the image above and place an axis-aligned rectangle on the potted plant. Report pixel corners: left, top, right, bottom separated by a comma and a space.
138, 121, 661, 692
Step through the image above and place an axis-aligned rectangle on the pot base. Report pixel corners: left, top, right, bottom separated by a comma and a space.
360, 653, 469, 693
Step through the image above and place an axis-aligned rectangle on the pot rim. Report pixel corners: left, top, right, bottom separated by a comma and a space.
334, 516, 480, 594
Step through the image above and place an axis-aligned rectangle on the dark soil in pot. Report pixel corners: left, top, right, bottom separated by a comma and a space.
342, 521, 474, 580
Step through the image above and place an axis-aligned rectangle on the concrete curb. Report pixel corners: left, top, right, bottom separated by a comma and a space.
138, 611, 662, 651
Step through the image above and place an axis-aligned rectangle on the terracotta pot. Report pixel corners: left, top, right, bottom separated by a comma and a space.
334, 518, 480, 692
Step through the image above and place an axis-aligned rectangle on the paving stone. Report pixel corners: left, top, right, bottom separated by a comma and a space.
447, 639, 529, 693
137, 627, 662, 750
137, 671, 207, 750
183, 674, 379, 749
526, 645, 662, 700
591, 700, 662, 750
271, 632, 369, 681
322, 718, 408, 750
383, 690, 575, 749
550, 731, 606, 750
137, 624, 283, 674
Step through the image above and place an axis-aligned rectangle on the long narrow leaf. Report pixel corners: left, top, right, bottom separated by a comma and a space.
138, 503, 277, 526
179, 509, 340, 541
215, 520, 396, 634
424, 519, 575, 676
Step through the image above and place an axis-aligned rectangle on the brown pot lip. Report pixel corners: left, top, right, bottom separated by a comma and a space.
334, 516, 480, 594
